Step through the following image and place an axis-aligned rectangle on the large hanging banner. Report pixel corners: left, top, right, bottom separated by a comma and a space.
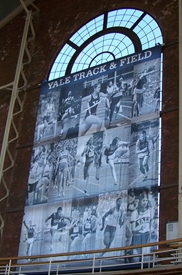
18, 46, 161, 265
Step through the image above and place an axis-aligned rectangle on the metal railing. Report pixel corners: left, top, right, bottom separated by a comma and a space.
0, 0, 39, 239
1, 238, 182, 275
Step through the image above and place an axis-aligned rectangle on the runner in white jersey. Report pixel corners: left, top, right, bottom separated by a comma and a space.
39, 157, 51, 203
100, 198, 124, 256
136, 130, 150, 180
27, 155, 44, 205
23, 220, 41, 261
130, 193, 155, 261
56, 145, 70, 197
82, 207, 97, 251
80, 82, 104, 136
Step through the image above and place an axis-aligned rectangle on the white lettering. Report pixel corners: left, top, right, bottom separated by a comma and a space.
48, 82, 54, 89
73, 73, 79, 81
130, 55, 138, 63
138, 53, 144, 61
86, 70, 93, 77
52, 81, 59, 88
144, 50, 152, 59
93, 67, 100, 75
119, 50, 153, 67
79, 72, 86, 79
65, 76, 71, 84
59, 78, 65, 86
120, 58, 126, 66
100, 65, 107, 73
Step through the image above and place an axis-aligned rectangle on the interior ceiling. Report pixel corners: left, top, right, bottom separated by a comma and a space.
0, 0, 35, 29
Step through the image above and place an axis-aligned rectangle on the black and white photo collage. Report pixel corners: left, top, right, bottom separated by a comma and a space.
18, 46, 161, 262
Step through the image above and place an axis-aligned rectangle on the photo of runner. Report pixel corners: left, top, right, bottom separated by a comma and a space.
129, 186, 158, 262
96, 191, 127, 258
129, 118, 159, 188
73, 132, 104, 198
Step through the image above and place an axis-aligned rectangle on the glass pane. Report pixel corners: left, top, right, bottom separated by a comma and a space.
48, 8, 163, 78
70, 15, 104, 46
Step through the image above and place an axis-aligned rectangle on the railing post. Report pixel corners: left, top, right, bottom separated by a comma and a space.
56, 262, 59, 275
7, 259, 11, 275
92, 253, 96, 274
19, 265, 22, 275
99, 258, 102, 273
141, 247, 144, 269
152, 251, 156, 268
48, 256, 52, 275
5, 264, 8, 275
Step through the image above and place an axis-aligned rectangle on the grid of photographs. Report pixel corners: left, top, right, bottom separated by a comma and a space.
18, 46, 161, 265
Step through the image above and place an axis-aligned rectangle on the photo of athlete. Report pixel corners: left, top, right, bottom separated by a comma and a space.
129, 119, 159, 188
132, 69, 148, 117
47, 138, 77, 201
59, 91, 76, 136
57, 86, 82, 139
132, 59, 161, 117
105, 80, 119, 121
103, 74, 133, 127
45, 206, 71, 252
26, 146, 51, 206
103, 137, 130, 185
136, 130, 150, 181
79, 81, 106, 136
153, 87, 160, 112
73, 132, 104, 197
81, 137, 95, 193
99, 197, 125, 257
18, 207, 45, 260
23, 220, 41, 261
99, 126, 130, 191
130, 191, 156, 262
55, 144, 71, 197
34, 91, 60, 142
82, 207, 97, 251
37, 155, 52, 203
27, 156, 43, 206
69, 210, 83, 255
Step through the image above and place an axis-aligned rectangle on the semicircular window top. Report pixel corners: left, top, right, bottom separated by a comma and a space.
48, 8, 163, 80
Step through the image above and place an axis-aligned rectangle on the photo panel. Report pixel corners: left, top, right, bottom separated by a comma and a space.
96, 190, 128, 258
47, 137, 78, 202
43, 200, 72, 256
34, 82, 83, 143
132, 58, 161, 118
26, 143, 55, 206
78, 77, 108, 137
21, 201, 73, 258
34, 89, 60, 143
105, 69, 133, 128
100, 126, 130, 192
73, 132, 104, 198
57, 83, 83, 140
68, 195, 99, 259
18, 204, 45, 261
126, 185, 159, 261
129, 117, 160, 189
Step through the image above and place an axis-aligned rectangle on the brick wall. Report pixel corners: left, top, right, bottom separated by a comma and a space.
0, 0, 178, 257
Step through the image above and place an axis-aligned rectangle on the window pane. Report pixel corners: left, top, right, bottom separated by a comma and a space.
48, 8, 162, 79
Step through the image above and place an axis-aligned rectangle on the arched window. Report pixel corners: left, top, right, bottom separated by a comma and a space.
48, 8, 163, 80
